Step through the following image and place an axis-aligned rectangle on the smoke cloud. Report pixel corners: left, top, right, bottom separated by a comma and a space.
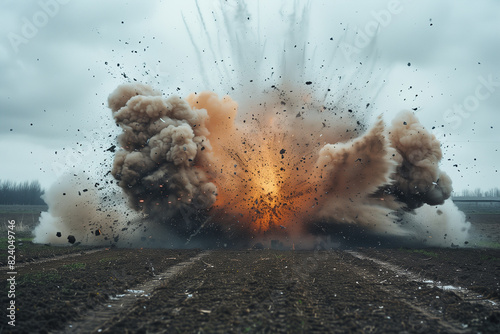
33, 2, 470, 248
33, 85, 470, 248
33, 171, 203, 248
108, 84, 217, 218
388, 111, 453, 210
33, 172, 140, 246
70, 82, 465, 248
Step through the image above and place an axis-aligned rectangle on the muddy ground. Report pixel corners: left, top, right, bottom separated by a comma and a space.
0, 207, 499, 333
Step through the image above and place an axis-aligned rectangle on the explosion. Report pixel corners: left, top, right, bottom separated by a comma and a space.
106, 81, 458, 246
34, 1, 470, 248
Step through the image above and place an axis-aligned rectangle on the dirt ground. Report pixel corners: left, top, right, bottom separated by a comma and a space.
1, 208, 499, 333
1, 248, 199, 333
1, 246, 499, 333
102, 249, 500, 333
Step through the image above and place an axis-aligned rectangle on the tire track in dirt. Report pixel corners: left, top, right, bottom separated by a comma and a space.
57, 251, 211, 333
103, 250, 330, 332
290, 250, 451, 332
347, 251, 499, 310
0, 247, 108, 270
47, 249, 500, 333
343, 251, 474, 333
5, 248, 200, 333
99, 250, 484, 332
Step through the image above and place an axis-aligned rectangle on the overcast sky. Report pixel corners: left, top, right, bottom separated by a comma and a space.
0, 0, 499, 194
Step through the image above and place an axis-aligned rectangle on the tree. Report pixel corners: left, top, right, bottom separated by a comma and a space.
0, 180, 45, 205
485, 188, 500, 197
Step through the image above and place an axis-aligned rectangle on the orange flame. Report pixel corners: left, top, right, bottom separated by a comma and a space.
187, 92, 318, 235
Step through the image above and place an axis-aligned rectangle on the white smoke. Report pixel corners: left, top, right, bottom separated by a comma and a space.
400, 199, 471, 247
33, 172, 138, 246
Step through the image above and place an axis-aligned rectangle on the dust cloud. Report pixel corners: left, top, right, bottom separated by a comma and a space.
33, 82, 470, 248
33, 171, 196, 248
33, 81, 470, 248
89, 82, 467, 248
388, 112, 453, 210
33, 2, 470, 248
33, 172, 137, 246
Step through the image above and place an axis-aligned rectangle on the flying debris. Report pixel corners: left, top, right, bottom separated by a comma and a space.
106, 145, 117, 152
67, 235, 76, 244
33, 1, 470, 249
106, 83, 466, 247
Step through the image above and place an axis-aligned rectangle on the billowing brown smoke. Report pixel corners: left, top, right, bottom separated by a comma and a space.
107, 83, 461, 246
388, 112, 453, 209
316, 117, 402, 234
108, 83, 217, 221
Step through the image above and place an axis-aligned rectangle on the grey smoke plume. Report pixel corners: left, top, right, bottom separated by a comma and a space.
317, 117, 401, 234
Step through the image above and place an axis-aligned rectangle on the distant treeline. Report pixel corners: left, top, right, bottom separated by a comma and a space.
452, 188, 500, 198
0, 180, 45, 205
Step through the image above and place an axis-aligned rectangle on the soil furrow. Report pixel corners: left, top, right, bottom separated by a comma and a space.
2, 248, 201, 333
59, 251, 211, 333
347, 250, 499, 310
0, 247, 107, 270
100, 250, 497, 333
341, 250, 500, 333
356, 247, 500, 301
4, 248, 500, 333
344, 251, 470, 333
